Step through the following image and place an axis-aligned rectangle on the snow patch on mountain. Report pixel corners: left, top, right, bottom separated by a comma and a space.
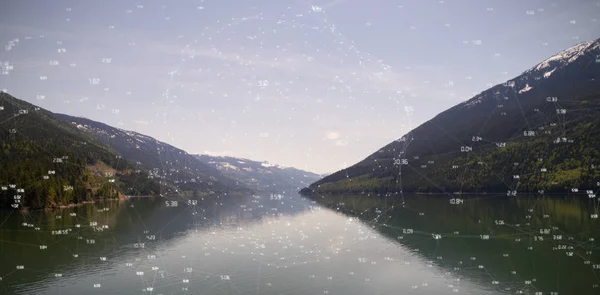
519, 84, 533, 94
526, 40, 598, 74
219, 162, 239, 170
543, 68, 556, 78
261, 162, 277, 168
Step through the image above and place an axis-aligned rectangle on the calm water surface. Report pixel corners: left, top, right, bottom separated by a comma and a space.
0, 194, 599, 294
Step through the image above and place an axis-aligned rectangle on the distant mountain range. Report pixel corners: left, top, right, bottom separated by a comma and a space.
194, 154, 322, 194
0, 94, 319, 209
302, 38, 600, 196
55, 114, 250, 196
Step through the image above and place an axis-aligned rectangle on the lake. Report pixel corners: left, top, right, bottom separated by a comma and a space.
0, 193, 599, 294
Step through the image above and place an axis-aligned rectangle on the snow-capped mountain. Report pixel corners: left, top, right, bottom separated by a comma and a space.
525, 40, 600, 74
304, 37, 600, 194
459, 38, 600, 110
195, 154, 322, 194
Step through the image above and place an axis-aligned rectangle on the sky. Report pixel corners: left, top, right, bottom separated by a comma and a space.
0, 0, 598, 174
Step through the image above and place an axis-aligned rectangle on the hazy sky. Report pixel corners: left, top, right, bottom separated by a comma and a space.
0, 0, 598, 174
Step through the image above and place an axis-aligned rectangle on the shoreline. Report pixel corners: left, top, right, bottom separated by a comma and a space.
17, 195, 154, 212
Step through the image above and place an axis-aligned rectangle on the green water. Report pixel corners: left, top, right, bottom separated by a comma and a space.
0, 194, 599, 294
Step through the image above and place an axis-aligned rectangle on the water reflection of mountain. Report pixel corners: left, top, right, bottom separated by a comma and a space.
305, 194, 600, 295
0, 194, 311, 294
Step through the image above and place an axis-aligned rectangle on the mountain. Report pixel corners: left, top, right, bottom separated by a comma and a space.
194, 154, 321, 194
0, 92, 163, 209
54, 114, 252, 197
302, 38, 600, 195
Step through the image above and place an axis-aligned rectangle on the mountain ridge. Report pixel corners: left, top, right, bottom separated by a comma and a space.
302, 37, 600, 195
0, 92, 164, 209
0, 92, 259, 209
54, 113, 253, 197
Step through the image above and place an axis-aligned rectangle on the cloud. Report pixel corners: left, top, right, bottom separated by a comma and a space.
150, 31, 425, 95
325, 132, 340, 140
334, 140, 348, 146
323, 132, 348, 146
1, 20, 432, 106
132, 119, 149, 125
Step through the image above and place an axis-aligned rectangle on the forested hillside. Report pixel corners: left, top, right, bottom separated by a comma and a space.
0, 92, 161, 209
